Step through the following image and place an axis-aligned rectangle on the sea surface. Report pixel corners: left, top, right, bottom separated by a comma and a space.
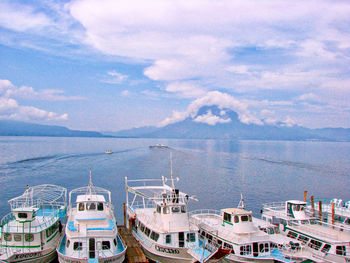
0, 136, 349, 222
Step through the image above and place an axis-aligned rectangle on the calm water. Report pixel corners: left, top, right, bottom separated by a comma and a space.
0, 136, 349, 223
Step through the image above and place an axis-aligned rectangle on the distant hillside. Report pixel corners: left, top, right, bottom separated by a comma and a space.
102, 126, 159, 137
0, 120, 108, 138
111, 106, 350, 141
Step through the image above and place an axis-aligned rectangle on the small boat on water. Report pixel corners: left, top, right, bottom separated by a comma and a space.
149, 144, 169, 149
0, 184, 67, 263
104, 150, 113, 154
189, 196, 296, 263
125, 158, 230, 262
262, 200, 350, 262
57, 170, 126, 263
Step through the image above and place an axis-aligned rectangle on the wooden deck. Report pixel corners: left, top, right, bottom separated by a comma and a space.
118, 225, 148, 263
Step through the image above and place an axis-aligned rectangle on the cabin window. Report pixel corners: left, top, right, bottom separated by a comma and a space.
181, 206, 186, 213
217, 239, 223, 246
223, 212, 231, 222
287, 231, 297, 239
308, 239, 322, 250
165, 234, 171, 244
144, 228, 151, 236
301, 220, 308, 225
78, 203, 84, 211
172, 206, 180, 213
113, 238, 117, 246
234, 216, 239, 223
297, 235, 309, 245
14, 234, 22, 242
336, 246, 346, 256
25, 234, 34, 242
156, 205, 161, 213
163, 207, 169, 214
140, 223, 145, 232
150, 231, 160, 242
73, 242, 83, 251
240, 245, 251, 255
224, 242, 233, 250
321, 244, 331, 253
248, 215, 252, 222
3, 233, 11, 241
200, 231, 206, 238
259, 243, 269, 252
46, 223, 58, 237
187, 233, 196, 242
18, 212, 28, 219
206, 234, 213, 243
86, 202, 96, 210
309, 219, 317, 225
241, 215, 249, 222
97, 202, 104, 211
102, 241, 111, 250
66, 239, 70, 248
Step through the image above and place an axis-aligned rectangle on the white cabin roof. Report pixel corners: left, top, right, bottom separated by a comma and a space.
222, 208, 252, 215
287, 200, 307, 205
76, 195, 106, 203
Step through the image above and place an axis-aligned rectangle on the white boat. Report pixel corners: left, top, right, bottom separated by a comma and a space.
0, 184, 67, 263
104, 150, 113, 154
125, 160, 230, 262
189, 197, 296, 263
262, 200, 350, 262
57, 170, 126, 263
149, 144, 169, 149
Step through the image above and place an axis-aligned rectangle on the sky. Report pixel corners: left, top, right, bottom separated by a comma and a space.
0, 0, 350, 131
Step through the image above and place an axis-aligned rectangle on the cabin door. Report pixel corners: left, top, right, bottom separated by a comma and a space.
89, 238, 95, 258
253, 242, 258, 257
178, 232, 185, 247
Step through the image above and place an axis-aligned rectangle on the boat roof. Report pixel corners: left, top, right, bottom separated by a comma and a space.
286, 200, 307, 205
76, 194, 106, 203
222, 208, 252, 215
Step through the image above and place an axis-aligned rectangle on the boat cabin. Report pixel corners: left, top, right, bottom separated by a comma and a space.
221, 208, 256, 234
12, 207, 38, 222
76, 195, 106, 213
285, 200, 307, 220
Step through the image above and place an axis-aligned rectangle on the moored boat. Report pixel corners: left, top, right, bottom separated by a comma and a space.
262, 200, 350, 262
190, 200, 296, 263
125, 158, 230, 262
57, 170, 126, 263
0, 184, 67, 263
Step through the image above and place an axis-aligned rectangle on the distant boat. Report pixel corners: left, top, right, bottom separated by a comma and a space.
105, 150, 113, 154
149, 144, 169, 149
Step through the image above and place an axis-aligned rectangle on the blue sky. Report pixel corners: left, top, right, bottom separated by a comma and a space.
0, 0, 350, 131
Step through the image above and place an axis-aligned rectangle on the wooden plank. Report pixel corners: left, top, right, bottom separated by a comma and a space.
118, 225, 148, 263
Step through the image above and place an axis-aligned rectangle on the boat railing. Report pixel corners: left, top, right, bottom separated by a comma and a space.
129, 201, 155, 211
0, 208, 60, 233
189, 209, 221, 217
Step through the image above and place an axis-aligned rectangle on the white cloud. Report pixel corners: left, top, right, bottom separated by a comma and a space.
159, 91, 262, 126
0, 79, 69, 122
0, 1, 51, 32
298, 93, 319, 101
194, 110, 231, 125
121, 90, 130, 96
102, 70, 128, 84
165, 82, 206, 98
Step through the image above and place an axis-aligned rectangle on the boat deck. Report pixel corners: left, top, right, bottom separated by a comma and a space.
118, 225, 148, 263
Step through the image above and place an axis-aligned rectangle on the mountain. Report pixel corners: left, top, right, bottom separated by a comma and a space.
102, 126, 159, 137
111, 106, 350, 141
0, 120, 108, 137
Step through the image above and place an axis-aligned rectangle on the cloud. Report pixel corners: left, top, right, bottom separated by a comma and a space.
159, 91, 262, 126
0, 1, 52, 32
0, 79, 85, 101
194, 110, 231, 125
121, 90, 130, 96
297, 93, 319, 101
102, 70, 128, 84
165, 82, 206, 98
0, 79, 69, 121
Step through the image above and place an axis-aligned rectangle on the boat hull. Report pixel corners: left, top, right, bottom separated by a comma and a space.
0, 247, 57, 263
133, 231, 195, 263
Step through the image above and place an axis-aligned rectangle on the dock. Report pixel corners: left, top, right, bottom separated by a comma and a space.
118, 225, 148, 263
